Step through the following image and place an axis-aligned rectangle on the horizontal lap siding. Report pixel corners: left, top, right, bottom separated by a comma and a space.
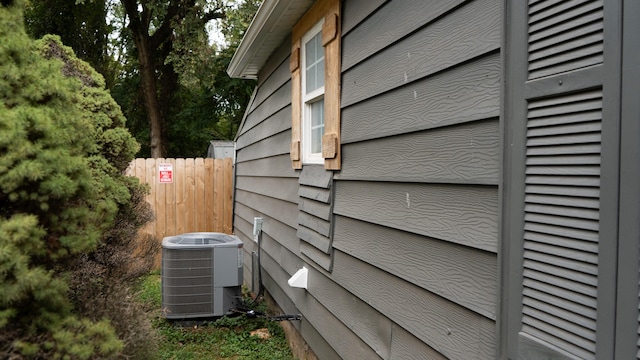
235, 129, 291, 162
252, 225, 384, 359
236, 189, 298, 229
235, 106, 291, 150
341, 0, 467, 71
341, 0, 501, 108
234, 154, 297, 178
233, 35, 303, 335
339, 53, 501, 144
332, 215, 497, 319
235, 202, 300, 256
334, 182, 499, 253
332, 250, 496, 359
235, 0, 502, 358
238, 82, 291, 137
340, 0, 384, 34
233, 13, 396, 358
335, 0, 501, 358
235, 176, 299, 203
338, 118, 500, 184
389, 325, 447, 360
261, 252, 381, 359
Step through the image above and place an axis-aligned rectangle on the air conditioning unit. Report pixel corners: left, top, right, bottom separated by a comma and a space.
161, 232, 243, 319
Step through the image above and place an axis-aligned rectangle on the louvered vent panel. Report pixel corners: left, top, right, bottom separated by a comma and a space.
528, 0, 604, 79
162, 248, 214, 317
522, 89, 602, 360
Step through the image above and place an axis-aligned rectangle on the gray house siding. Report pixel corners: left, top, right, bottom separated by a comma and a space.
334, 0, 501, 358
233, 0, 502, 359
233, 35, 358, 358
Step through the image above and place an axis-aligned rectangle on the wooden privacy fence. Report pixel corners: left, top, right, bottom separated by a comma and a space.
125, 158, 234, 261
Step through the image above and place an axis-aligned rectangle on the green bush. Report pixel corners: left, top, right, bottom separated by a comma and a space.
0, 1, 155, 358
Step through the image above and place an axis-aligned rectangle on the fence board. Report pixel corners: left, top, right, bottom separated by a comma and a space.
175, 158, 186, 234
195, 158, 206, 232
185, 158, 196, 232
214, 159, 224, 232
126, 158, 234, 267
205, 158, 215, 232
223, 158, 233, 234
135, 158, 145, 180
165, 158, 176, 237
155, 158, 167, 241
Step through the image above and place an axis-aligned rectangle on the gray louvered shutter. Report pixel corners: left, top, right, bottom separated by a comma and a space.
521, 90, 602, 359
503, 0, 624, 359
524, 6, 604, 357
527, 0, 604, 80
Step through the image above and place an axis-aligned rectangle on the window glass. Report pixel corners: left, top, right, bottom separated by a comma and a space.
310, 99, 324, 154
305, 32, 324, 94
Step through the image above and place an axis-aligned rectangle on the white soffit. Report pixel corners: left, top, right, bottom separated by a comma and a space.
227, 0, 314, 79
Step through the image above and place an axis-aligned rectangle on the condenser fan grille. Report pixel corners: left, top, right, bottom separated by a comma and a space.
162, 248, 214, 317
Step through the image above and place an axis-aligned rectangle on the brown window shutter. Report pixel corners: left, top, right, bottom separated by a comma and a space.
322, 4, 341, 170
321, 133, 338, 159
290, 141, 301, 161
290, 41, 302, 169
322, 13, 338, 46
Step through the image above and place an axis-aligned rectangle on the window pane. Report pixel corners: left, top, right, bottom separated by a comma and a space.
305, 32, 324, 94
310, 99, 324, 154
305, 34, 316, 68
311, 99, 324, 127
316, 53, 324, 89
312, 127, 323, 154
305, 38, 316, 91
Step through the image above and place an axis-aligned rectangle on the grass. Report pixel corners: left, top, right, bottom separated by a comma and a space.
136, 272, 294, 360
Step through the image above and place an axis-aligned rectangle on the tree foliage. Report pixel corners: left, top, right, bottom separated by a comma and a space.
120, 0, 229, 157
25, 0, 261, 158
0, 2, 154, 358
163, 0, 259, 157
24, 0, 116, 87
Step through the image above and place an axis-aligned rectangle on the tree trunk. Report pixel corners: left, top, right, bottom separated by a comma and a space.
123, 0, 172, 158
135, 36, 166, 158
121, 0, 223, 158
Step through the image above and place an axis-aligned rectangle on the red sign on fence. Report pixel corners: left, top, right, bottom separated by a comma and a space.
158, 163, 173, 183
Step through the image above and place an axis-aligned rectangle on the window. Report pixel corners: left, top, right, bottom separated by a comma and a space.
301, 21, 325, 164
290, 0, 341, 170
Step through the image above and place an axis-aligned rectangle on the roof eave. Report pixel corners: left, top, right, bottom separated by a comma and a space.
227, 0, 313, 79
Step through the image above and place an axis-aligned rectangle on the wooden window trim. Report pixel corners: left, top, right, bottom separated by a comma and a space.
301, 21, 325, 165
290, 0, 341, 170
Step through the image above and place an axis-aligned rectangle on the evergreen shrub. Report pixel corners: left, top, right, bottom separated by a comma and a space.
0, 1, 157, 358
